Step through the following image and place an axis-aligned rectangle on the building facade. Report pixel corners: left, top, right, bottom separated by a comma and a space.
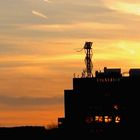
58, 67, 139, 136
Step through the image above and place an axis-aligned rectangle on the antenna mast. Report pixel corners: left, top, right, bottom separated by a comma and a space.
84, 42, 93, 77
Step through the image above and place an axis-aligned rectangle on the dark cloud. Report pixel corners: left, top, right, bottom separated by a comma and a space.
0, 95, 63, 107
0, 43, 31, 55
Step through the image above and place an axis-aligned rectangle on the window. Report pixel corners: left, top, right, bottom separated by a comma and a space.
95, 116, 103, 122
113, 104, 119, 110
104, 116, 112, 123
85, 117, 94, 124
115, 116, 121, 123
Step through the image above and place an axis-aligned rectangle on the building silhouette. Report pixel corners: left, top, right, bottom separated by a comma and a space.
1, 42, 139, 139
58, 42, 139, 138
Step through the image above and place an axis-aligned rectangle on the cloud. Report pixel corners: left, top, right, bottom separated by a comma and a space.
117, 41, 136, 55
20, 22, 123, 31
32, 10, 48, 19
44, 0, 52, 3
16, 22, 125, 40
0, 95, 63, 107
105, 1, 140, 16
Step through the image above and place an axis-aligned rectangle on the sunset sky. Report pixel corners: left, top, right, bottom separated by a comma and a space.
0, 0, 140, 127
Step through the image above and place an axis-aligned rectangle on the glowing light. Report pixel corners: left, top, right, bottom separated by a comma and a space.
115, 116, 121, 123
95, 116, 103, 122
113, 104, 119, 110
104, 116, 112, 123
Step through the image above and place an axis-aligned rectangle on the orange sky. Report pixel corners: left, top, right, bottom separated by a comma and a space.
0, 0, 140, 127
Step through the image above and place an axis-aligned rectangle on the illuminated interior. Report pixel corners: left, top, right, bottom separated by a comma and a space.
104, 116, 112, 123
85, 115, 121, 124
95, 116, 103, 122
115, 116, 121, 123
113, 105, 119, 110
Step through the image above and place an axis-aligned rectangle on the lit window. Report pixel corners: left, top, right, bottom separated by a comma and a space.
104, 116, 112, 123
95, 116, 103, 122
115, 116, 121, 123
85, 117, 94, 124
113, 104, 119, 110
58, 121, 62, 125
58, 118, 64, 126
